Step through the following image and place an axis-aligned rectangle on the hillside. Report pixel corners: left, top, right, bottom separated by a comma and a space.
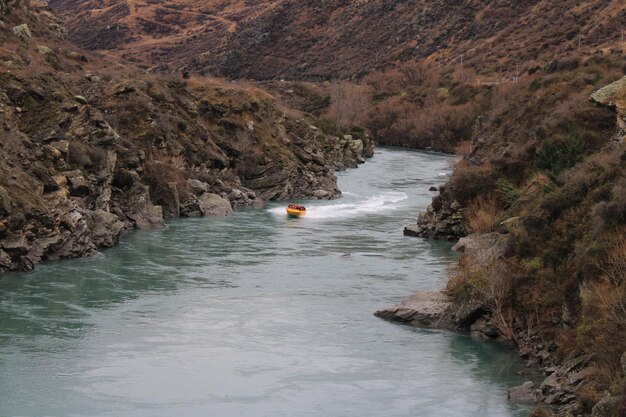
3, 0, 626, 415
49, 0, 624, 80
403, 57, 626, 415
0, 0, 373, 272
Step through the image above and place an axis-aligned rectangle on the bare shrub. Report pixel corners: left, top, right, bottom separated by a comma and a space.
446, 161, 496, 205
447, 257, 517, 341
399, 62, 429, 87
578, 232, 626, 369
454, 140, 472, 157
142, 151, 190, 216
328, 82, 370, 133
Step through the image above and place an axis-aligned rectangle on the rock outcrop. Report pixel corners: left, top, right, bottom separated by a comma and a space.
591, 75, 626, 145
374, 291, 455, 329
404, 199, 466, 240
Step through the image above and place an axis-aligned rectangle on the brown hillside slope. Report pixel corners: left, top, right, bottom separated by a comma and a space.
403, 57, 626, 415
0, 0, 373, 272
49, 0, 625, 80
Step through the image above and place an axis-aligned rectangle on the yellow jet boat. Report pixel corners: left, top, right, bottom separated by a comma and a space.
286, 204, 306, 217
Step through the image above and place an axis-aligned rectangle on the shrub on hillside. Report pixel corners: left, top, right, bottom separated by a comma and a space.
534, 131, 586, 179
445, 161, 496, 205
142, 152, 190, 217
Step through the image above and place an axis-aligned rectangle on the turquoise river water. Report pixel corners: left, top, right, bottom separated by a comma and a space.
0, 148, 532, 417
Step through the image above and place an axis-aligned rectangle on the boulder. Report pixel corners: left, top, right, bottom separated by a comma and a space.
127, 188, 165, 229
403, 225, 422, 237
348, 138, 364, 154
198, 193, 233, 216
591, 395, 624, 417
470, 316, 499, 339
36, 45, 54, 56
66, 170, 90, 196
50, 140, 70, 155
452, 232, 507, 270
508, 381, 538, 403
86, 210, 125, 248
187, 179, 209, 195
374, 291, 455, 329
0, 249, 12, 269
42, 144, 62, 160
11, 24, 31, 41
313, 189, 333, 199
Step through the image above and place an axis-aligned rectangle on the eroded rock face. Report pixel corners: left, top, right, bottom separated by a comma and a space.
404, 200, 466, 241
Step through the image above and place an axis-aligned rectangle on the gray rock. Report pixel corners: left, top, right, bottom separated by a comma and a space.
591, 395, 623, 417
50, 140, 70, 155
127, 191, 165, 229
11, 23, 31, 41
313, 189, 333, 199
187, 179, 209, 195
452, 232, 507, 267
470, 316, 499, 338
540, 372, 561, 393
0, 249, 11, 268
198, 193, 233, 216
403, 225, 423, 237
375, 291, 455, 329
348, 139, 364, 154
86, 210, 125, 248
591, 76, 626, 109
1, 236, 28, 254
36, 45, 54, 56
66, 170, 90, 196
508, 381, 538, 403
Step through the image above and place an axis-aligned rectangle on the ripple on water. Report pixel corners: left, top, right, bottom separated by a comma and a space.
0, 148, 534, 417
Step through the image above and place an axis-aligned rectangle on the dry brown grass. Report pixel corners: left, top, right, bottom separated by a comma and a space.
578, 230, 626, 383
446, 257, 517, 341
465, 194, 504, 234
454, 140, 472, 157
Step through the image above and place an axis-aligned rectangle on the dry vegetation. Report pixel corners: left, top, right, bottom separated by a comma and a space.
438, 51, 626, 411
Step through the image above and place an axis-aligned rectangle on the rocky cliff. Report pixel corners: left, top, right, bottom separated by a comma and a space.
394, 65, 626, 416
0, 1, 373, 273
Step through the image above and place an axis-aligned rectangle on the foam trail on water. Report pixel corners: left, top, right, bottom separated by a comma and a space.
269, 191, 408, 220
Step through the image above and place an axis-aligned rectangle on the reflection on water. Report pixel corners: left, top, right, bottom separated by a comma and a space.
0, 148, 532, 417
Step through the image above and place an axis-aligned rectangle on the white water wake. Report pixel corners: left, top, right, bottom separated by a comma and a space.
269, 191, 408, 220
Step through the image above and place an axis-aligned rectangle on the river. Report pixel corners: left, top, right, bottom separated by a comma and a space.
0, 148, 532, 417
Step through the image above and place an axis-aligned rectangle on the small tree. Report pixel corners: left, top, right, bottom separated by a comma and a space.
330, 82, 369, 134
